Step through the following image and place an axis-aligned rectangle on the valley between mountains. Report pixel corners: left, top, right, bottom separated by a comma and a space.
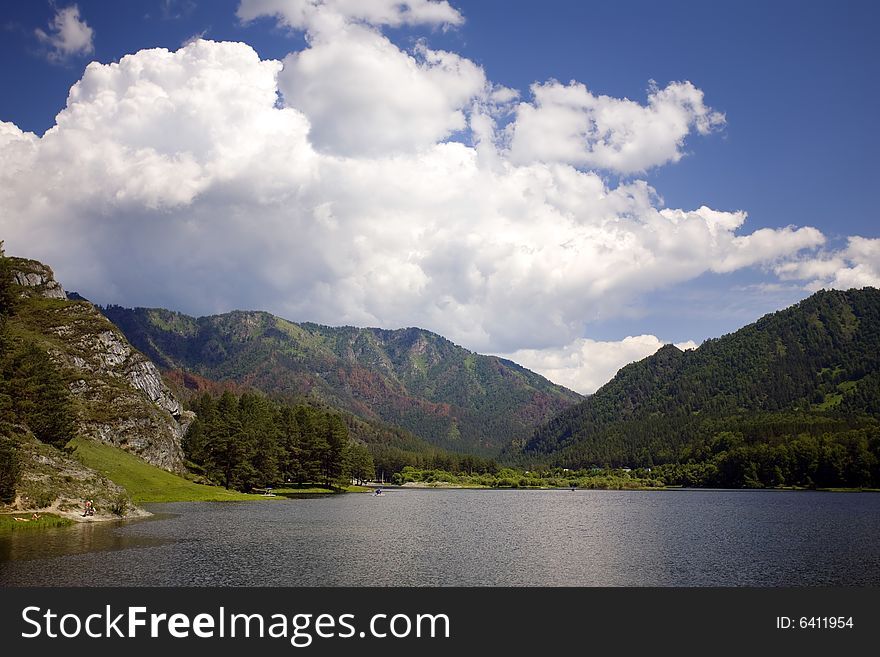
2, 249, 879, 523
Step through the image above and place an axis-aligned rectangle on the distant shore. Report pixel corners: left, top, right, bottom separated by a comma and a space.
374, 482, 880, 493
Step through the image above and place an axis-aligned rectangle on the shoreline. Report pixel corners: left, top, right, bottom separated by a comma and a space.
5, 484, 876, 529
0, 500, 153, 524
386, 482, 880, 493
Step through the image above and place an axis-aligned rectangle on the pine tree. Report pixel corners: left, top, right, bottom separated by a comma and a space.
4, 342, 76, 449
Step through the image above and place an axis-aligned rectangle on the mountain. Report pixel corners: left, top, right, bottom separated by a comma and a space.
522, 288, 880, 471
5, 258, 190, 473
101, 306, 583, 455
1, 253, 198, 517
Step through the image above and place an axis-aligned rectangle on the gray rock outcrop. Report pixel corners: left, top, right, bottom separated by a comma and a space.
10, 258, 67, 299
9, 257, 189, 473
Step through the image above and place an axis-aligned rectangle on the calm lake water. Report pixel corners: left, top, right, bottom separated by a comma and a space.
2, 489, 879, 586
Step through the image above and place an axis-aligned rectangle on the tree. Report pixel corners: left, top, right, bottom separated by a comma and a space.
0, 435, 20, 503
3, 342, 76, 448
320, 414, 348, 486
277, 406, 304, 483
207, 391, 250, 489
346, 442, 375, 485
0, 241, 16, 328
294, 407, 325, 484
183, 393, 215, 465
239, 393, 282, 488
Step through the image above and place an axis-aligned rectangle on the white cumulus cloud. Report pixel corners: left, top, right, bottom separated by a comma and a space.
35, 4, 95, 62
507, 80, 725, 174
774, 236, 880, 290
0, 9, 843, 394
498, 336, 699, 395
278, 23, 487, 156
0, 40, 826, 352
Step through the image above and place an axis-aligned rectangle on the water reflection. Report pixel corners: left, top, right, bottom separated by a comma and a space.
0, 515, 171, 563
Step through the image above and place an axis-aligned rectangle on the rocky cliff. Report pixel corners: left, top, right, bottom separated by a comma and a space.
8, 258, 190, 473
10, 258, 67, 299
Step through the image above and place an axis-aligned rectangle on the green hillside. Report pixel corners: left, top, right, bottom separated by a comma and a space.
101, 306, 582, 455
70, 437, 261, 503
0, 249, 252, 510
521, 288, 880, 488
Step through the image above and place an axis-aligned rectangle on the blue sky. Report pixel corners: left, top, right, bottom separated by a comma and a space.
1, 0, 878, 392
4, 1, 877, 237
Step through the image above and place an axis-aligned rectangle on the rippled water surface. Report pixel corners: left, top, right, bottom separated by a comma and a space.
2, 489, 879, 586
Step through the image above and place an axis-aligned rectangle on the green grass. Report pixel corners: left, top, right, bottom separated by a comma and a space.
815, 487, 880, 493
71, 438, 263, 503
815, 392, 843, 410
814, 379, 860, 410
0, 513, 74, 531
837, 380, 858, 393
71, 438, 367, 502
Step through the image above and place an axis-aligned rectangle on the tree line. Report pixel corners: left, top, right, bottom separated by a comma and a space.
183, 391, 376, 491
366, 444, 502, 482
651, 426, 880, 489
182, 390, 516, 490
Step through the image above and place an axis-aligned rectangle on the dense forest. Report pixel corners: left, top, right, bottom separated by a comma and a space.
181, 389, 509, 490
521, 288, 880, 488
183, 391, 375, 490
391, 465, 663, 490
649, 426, 879, 489
0, 246, 77, 502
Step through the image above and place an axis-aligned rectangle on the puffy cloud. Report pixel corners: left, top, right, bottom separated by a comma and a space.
508, 80, 725, 174
712, 226, 826, 272
499, 336, 699, 395
242, 0, 488, 157
35, 4, 94, 62
17, 40, 312, 209
0, 36, 830, 375
775, 237, 880, 290
278, 24, 487, 155
237, 0, 463, 30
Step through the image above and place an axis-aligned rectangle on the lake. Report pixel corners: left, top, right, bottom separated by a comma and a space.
2, 489, 879, 586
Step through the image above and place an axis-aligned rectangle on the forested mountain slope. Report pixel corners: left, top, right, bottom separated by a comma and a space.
523, 289, 880, 486
102, 306, 582, 455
